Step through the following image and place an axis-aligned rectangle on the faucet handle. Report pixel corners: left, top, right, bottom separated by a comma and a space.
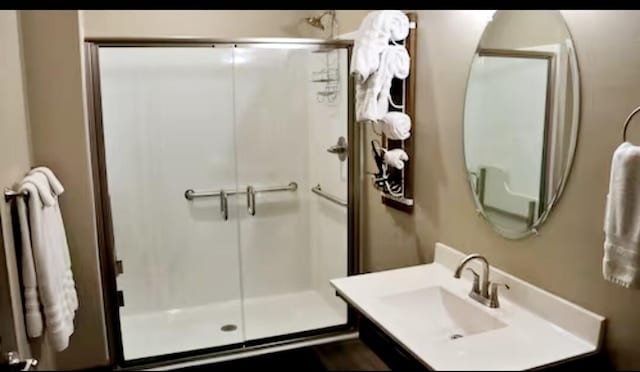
465, 268, 481, 294
489, 281, 510, 308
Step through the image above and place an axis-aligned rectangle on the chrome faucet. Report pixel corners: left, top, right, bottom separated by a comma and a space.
453, 253, 509, 308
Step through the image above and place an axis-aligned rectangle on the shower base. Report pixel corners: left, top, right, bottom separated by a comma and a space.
120, 289, 345, 361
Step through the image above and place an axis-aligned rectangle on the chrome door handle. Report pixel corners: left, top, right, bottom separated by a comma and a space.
220, 190, 228, 221
246, 185, 256, 216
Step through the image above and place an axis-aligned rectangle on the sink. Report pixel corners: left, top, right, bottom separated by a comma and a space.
378, 286, 507, 341
330, 242, 605, 370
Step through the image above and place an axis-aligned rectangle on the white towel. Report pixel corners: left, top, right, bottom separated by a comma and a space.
17, 171, 77, 351
603, 142, 640, 288
375, 45, 410, 116
29, 167, 77, 313
351, 10, 410, 81
355, 45, 410, 122
383, 148, 409, 170
380, 112, 412, 140
29, 166, 65, 196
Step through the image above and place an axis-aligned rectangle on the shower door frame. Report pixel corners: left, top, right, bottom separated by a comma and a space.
84, 38, 361, 369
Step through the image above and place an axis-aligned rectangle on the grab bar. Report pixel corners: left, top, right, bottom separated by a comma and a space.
185, 182, 298, 216
184, 182, 298, 201
311, 184, 347, 207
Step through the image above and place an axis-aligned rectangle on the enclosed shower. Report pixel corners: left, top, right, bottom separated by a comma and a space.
86, 39, 356, 364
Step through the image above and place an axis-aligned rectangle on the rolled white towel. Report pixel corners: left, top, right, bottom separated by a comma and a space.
355, 45, 410, 122
351, 10, 409, 81
368, 10, 410, 42
383, 148, 409, 170
375, 45, 410, 116
380, 112, 412, 140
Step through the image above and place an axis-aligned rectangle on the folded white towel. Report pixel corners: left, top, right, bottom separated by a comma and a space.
380, 112, 412, 140
351, 10, 409, 82
603, 142, 640, 288
29, 167, 77, 313
383, 148, 409, 170
355, 45, 410, 122
29, 166, 64, 196
18, 171, 77, 351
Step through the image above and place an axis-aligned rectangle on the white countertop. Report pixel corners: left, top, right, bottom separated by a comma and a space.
330, 242, 605, 371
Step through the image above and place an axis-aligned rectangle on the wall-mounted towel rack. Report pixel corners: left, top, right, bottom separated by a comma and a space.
311, 184, 347, 207
622, 106, 640, 142
379, 12, 417, 213
4, 189, 28, 202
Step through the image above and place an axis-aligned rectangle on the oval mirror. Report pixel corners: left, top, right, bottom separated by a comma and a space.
463, 10, 580, 239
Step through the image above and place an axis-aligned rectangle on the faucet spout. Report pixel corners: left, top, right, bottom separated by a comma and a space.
453, 253, 490, 298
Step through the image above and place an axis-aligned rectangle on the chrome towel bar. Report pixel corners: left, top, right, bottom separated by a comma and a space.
4, 189, 28, 202
311, 184, 347, 207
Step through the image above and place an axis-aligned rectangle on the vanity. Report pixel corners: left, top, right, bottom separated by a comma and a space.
330, 10, 605, 369
331, 243, 605, 371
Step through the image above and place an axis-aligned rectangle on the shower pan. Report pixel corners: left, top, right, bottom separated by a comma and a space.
84, 38, 358, 368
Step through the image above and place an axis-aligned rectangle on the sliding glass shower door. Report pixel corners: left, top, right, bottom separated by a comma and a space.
233, 47, 348, 341
99, 47, 245, 360
95, 43, 350, 363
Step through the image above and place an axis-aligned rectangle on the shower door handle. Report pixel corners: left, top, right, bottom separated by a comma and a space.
246, 185, 256, 216
220, 190, 228, 221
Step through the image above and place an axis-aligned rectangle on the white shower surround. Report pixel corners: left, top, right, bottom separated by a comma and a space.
98, 46, 349, 361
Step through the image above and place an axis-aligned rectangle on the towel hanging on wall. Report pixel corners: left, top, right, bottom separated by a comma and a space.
17, 167, 78, 351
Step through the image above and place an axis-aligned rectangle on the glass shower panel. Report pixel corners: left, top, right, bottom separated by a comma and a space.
98, 47, 244, 360
232, 46, 349, 341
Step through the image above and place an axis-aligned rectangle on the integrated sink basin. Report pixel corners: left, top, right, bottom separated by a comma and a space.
378, 286, 507, 342
330, 243, 605, 371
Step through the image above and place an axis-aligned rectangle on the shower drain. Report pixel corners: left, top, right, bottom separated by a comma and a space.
221, 324, 238, 332
449, 334, 464, 340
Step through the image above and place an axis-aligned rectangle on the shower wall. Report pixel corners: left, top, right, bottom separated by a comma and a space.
97, 45, 349, 360
306, 49, 350, 315
99, 45, 348, 325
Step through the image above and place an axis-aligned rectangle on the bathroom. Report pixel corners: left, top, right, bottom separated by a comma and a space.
0, 9, 638, 371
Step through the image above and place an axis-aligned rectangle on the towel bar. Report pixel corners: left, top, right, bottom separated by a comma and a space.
311, 184, 347, 207
622, 105, 640, 142
4, 189, 28, 202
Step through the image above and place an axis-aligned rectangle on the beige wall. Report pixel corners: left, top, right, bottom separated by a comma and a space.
0, 10, 33, 359
81, 10, 321, 38
352, 10, 640, 369
481, 10, 571, 50
19, 10, 109, 370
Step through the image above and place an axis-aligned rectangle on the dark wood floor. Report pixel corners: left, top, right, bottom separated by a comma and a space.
179, 339, 389, 371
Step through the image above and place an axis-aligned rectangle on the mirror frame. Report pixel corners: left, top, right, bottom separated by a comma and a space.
462, 11, 581, 240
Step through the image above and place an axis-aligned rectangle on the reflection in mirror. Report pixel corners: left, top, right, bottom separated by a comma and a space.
463, 10, 580, 239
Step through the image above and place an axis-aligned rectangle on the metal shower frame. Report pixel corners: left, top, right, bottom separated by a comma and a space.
83, 37, 361, 370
